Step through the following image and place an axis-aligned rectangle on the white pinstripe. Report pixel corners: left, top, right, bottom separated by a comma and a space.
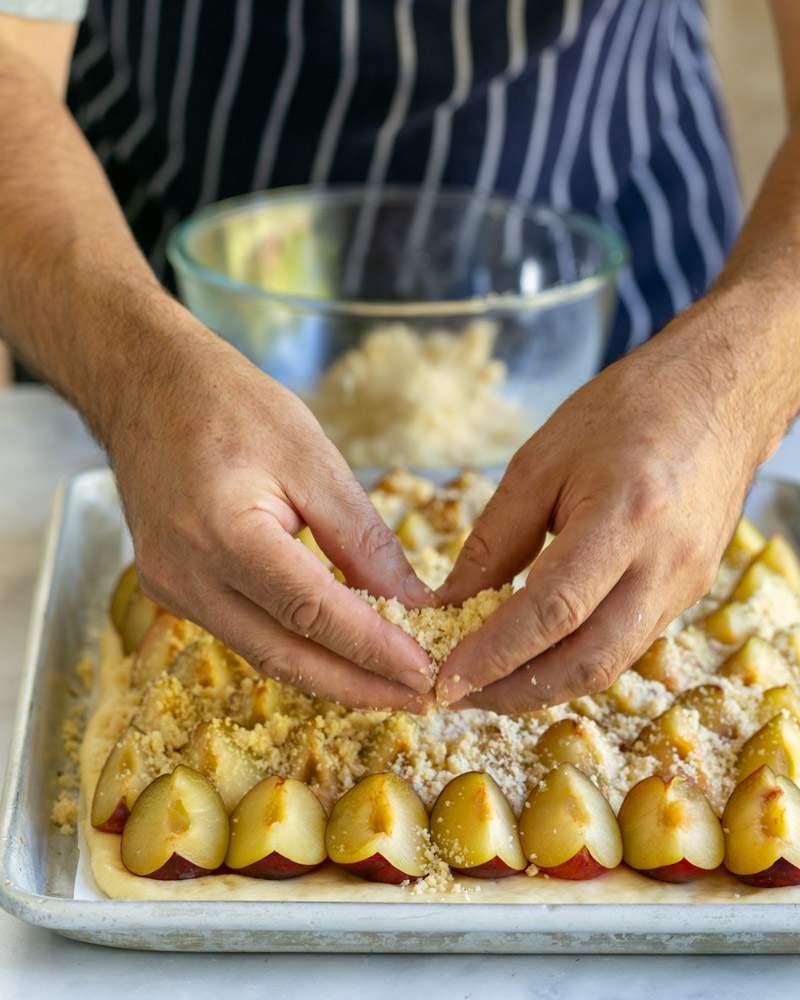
78, 0, 130, 129
362, 0, 416, 191
504, 0, 582, 260
451, 0, 527, 282
589, 0, 650, 345
399, 0, 473, 290
550, 0, 620, 210
70, 2, 107, 83
472, 0, 527, 198
252, 0, 305, 191
72, 36, 106, 82
515, 0, 583, 205
124, 0, 202, 240
310, 0, 360, 187
599, 201, 652, 350
147, 0, 202, 199
198, 0, 253, 207
343, 0, 417, 294
673, 2, 740, 248
653, 2, 724, 286
507, 0, 527, 76
115, 0, 161, 161
626, 0, 692, 315
589, 0, 640, 202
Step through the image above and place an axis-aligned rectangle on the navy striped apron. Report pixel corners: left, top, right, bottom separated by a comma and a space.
67, 0, 741, 363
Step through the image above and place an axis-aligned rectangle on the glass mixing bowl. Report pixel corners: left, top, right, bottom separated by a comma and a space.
168, 186, 626, 467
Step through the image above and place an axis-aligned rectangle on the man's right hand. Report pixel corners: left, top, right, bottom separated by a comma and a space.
110, 319, 436, 711
0, 28, 434, 711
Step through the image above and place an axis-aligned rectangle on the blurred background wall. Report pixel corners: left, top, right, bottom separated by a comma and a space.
708, 0, 785, 208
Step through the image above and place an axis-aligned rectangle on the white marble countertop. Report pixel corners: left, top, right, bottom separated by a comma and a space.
2, 386, 800, 999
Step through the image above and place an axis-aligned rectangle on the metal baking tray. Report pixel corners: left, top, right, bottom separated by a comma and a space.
3, 467, 800, 953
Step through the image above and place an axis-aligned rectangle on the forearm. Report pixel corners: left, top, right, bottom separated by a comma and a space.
0, 40, 194, 448
684, 123, 800, 463
624, 121, 800, 485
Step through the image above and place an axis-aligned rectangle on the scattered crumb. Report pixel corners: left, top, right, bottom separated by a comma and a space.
51, 790, 77, 836
50, 655, 94, 834
411, 829, 456, 896
76, 656, 95, 693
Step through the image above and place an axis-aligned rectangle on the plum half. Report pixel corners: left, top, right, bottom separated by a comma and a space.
723, 764, 800, 887
618, 774, 724, 882
519, 763, 622, 880
430, 771, 525, 878
120, 765, 229, 879
226, 775, 327, 878
325, 772, 429, 884
91, 727, 151, 833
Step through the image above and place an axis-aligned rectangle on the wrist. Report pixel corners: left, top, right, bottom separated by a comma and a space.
705, 280, 800, 465
102, 297, 267, 473
79, 287, 210, 462
654, 288, 800, 473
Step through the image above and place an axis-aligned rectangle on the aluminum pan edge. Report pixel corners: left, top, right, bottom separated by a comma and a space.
4, 886, 800, 953
0, 474, 69, 874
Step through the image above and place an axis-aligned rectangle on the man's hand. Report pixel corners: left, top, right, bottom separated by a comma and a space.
111, 321, 435, 711
0, 26, 436, 712
432, 0, 800, 714
436, 305, 772, 712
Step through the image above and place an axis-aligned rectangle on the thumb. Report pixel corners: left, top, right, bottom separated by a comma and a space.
437, 450, 556, 605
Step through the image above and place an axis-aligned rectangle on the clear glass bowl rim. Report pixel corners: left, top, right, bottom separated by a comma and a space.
167, 185, 629, 318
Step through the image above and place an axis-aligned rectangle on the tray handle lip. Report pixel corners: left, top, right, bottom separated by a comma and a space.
0, 467, 114, 900
3, 876, 799, 935
0, 473, 73, 855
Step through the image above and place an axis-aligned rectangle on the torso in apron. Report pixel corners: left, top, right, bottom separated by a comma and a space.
68, 0, 741, 360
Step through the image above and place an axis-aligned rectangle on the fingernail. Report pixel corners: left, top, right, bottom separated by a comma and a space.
400, 669, 434, 694
402, 572, 439, 609
437, 676, 471, 706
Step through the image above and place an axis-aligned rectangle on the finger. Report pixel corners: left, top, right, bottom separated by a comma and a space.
195, 585, 431, 712
224, 509, 435, 693
437, 449, 558, 606
436, 510, 633, 703
291, 451, 436, 608
460, 570, 660, 714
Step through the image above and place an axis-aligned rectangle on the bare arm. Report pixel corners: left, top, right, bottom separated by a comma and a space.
0, 18, 167, 437
0, 14, 75, 384
0, 17, 434, 709
0, 13, 76, 93
437, 6, 800, 711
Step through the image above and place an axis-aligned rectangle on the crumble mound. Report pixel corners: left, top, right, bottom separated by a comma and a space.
308, 322, 530, 468
361, 584, 513, 666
